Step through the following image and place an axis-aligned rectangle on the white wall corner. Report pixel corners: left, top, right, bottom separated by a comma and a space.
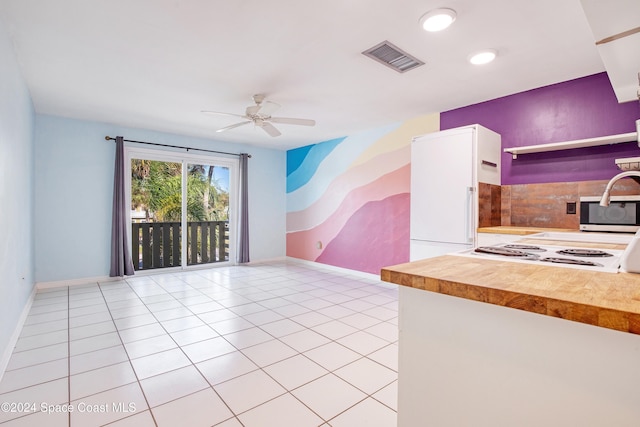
0, 286, 37, 383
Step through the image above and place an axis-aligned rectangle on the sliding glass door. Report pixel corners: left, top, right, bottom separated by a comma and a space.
185, 162, 230, 266
130, 159, 183, 270
126, 148, 236, 271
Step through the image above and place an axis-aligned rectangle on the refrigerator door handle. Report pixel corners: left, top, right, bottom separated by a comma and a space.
466, 186, 475, 243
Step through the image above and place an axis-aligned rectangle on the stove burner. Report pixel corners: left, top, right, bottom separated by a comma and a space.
540, 257, 603, 267
502, 244, 545, 252
555, 249, 613, 258
474, 247, 538, 258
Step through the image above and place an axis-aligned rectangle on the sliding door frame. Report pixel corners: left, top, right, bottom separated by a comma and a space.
124, 145, 239, 272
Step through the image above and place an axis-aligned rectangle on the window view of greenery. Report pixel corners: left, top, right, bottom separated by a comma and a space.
130, 159, 230, 270
131, 160, 229, 222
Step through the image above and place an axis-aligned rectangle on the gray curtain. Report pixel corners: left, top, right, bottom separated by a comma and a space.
238, 153, 250, 263
110, 136, 135, 276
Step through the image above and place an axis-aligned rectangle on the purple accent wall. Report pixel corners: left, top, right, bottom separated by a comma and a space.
441, 73, 640, 185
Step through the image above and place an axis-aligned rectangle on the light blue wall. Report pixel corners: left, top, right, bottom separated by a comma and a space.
34, 115, 286, 282
0, 18, 36, 359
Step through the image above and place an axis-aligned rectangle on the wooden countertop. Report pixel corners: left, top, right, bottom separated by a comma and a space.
381, 247, 640, 335
477, 226, 577, 235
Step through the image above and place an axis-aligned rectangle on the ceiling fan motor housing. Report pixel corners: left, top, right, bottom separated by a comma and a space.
252, 94, 266, 105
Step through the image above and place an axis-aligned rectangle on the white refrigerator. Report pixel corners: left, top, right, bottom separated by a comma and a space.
410, 125, 501, 261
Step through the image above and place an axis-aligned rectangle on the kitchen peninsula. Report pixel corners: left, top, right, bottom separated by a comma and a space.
382, 241, 640, 426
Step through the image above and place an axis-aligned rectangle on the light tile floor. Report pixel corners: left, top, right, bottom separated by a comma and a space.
0, 260, 398, 427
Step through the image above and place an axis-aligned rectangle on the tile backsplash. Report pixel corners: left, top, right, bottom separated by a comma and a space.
478, 183, 502, 227
500, 178, 640, 229
478, 178, 640, 229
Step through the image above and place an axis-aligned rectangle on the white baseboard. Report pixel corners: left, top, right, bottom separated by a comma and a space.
35, 257, 381, 290
237, 256, 381, 281
246, 256, 287, 265
35, 260, 258, 288
0, 285, 37, 383
36, 275, 122, 290
285, 257, 382, 281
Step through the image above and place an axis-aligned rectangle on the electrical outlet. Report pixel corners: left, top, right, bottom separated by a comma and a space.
566, 202, 576, 215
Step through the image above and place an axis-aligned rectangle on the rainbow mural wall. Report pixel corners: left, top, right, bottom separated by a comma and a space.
286, 114, 439, 274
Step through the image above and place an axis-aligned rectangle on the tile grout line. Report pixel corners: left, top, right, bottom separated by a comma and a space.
126, 268, 399, 421
201, 270, 396, 424
3, 262, 398, 426
195, 270, 329, 424
88, 280, 158, 427
124, 273, 242, 425
144, 270, 341, 423
96, 278, 159, 427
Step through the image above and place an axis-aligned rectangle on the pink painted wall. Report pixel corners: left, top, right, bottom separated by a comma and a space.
286, 115, 439, 274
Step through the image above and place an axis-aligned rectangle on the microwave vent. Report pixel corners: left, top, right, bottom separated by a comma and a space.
615, 157, 640, 171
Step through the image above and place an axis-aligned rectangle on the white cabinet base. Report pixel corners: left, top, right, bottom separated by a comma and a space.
409, 240, 471, 262
398, 287, 640, 427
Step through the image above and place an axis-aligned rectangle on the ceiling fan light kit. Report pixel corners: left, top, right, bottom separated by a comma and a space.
203, 94, 316, 137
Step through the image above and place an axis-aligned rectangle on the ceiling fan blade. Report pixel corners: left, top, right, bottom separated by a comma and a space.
202, 110, 248, 119
259, 101, 281, 116
216, 121, 252, 133
260, 122, 282, 137
246, 105, 261, 116
269, 117, 316, 126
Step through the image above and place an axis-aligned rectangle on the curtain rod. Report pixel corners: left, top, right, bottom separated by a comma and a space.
105, 136, 251, 158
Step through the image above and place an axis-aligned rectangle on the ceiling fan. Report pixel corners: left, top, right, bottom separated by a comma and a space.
202, 94, 316, 137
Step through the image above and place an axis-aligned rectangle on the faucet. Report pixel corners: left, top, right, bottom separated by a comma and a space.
599, 171, 640, 206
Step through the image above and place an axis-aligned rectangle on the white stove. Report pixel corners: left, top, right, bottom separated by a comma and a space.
451, 243, 624, 273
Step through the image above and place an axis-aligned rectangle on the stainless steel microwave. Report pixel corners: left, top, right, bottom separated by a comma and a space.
580, 195, 640, 232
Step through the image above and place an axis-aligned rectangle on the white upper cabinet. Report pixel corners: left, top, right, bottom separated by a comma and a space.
580, 0, 640, 103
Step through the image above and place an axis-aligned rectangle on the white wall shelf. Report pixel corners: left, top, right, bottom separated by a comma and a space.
504, 131, 639, 159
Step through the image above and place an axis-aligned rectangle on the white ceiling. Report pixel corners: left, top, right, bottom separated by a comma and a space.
0, 0, 607, 150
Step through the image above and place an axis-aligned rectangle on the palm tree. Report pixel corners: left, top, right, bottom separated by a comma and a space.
131, 159, 229, 222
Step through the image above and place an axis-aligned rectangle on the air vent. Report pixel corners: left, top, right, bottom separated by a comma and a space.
362, 41, 424, 73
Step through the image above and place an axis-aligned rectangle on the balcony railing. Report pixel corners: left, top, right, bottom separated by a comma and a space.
131, 221, 229, 271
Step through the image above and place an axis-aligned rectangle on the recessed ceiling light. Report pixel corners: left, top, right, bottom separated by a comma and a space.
469, 49, 497, 65
419, 8, 457, 32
